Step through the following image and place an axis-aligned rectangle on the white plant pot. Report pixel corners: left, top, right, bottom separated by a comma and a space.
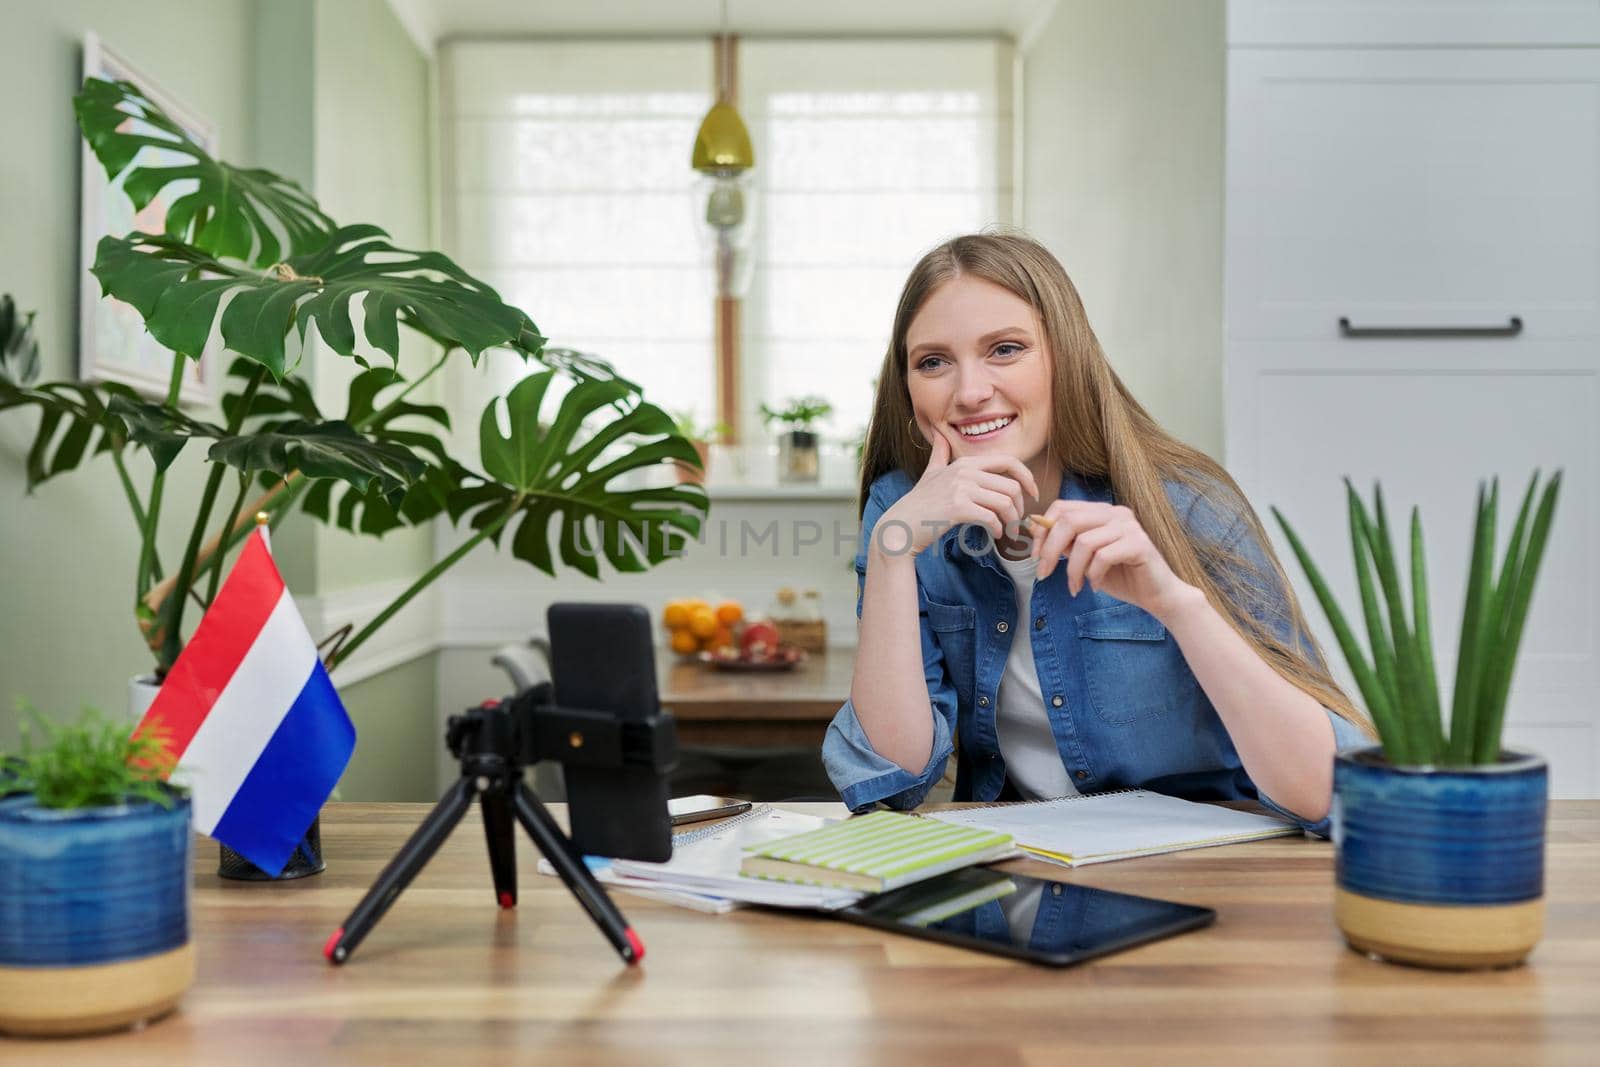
129, 674, 161, 721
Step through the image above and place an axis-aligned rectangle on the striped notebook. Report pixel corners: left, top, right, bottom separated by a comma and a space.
740, 811, 1014, 892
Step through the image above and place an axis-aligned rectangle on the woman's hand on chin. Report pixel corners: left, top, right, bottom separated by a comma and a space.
875, 428, 1041, 558
1028, 500, 1200, 622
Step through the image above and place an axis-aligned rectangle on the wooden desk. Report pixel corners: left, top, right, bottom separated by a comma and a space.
658, 647, 854, 746
50, 802, 1599, 1066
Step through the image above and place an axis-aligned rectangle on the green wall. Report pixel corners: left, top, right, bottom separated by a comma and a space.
0, 1, 440, 795
0, 0, 263, 742
338, 653, 440, 801
311, 0, 438, 594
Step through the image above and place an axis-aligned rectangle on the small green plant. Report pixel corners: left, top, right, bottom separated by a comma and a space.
1, 708, 179, 809
759, 396, 833, 433
1273, 473, 1561, 767
670, 410, 732, 443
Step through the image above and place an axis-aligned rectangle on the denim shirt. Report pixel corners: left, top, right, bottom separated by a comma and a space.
821, 469, 1370, 837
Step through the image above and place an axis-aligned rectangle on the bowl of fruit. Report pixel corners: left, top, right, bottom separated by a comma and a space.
661, 600, 804, 671
700, 619, 805, 671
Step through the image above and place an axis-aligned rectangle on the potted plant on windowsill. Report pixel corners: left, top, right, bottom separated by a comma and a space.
0, 711, 191, 1036
760, 395, 832, 484
669, 411, 731, 485
1, 80, 707, 880
1274, 473, 1560, 969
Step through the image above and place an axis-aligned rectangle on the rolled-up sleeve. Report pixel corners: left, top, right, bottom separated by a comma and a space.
1254, 708, 1371, 838
820, 479, 959, 812
1190, 489, 1379, 839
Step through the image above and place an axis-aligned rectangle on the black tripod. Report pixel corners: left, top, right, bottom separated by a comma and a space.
324, 684, 676, 966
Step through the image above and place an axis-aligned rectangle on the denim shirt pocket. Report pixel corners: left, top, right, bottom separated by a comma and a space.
1075, 600, 1193, 725
924, 599, 978, 710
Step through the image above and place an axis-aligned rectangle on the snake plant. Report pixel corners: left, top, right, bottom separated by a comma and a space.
1273, 474, 1560, 766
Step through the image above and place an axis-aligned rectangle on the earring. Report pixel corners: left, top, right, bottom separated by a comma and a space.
907, 417, 929, 450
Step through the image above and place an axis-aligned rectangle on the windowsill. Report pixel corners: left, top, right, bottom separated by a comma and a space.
704, 483, 858, 502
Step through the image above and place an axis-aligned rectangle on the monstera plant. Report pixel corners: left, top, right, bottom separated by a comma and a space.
0, 78, 707, 678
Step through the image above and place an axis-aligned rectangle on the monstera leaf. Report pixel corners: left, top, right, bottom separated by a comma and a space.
0, 381, 133, 491
1, 295, 40, 384
75, 77, 335, 267
107, 393, 423, 503
220, 359, 462, 535
106, 394, 225, 473
91, 227, 544, 376
451, 371, 708, 579
1, 298, 133, 489
208, 420, 424, 506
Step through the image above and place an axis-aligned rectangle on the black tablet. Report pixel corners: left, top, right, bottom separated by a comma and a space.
836, 867, 1215, 967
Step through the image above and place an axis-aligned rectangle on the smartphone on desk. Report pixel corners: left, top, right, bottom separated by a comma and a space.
548, 603, 674, 862
669, 795, 754, 827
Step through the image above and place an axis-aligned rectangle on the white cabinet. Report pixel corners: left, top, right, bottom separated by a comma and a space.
1227, 49, 1600, 343
1225, 42, 1600, 796
1229, 0, 1600, 47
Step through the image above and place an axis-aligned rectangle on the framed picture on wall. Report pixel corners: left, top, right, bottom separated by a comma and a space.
78, 31, 219, 407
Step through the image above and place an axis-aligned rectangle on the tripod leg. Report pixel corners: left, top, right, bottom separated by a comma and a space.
511, 783, 645, 965
480, 785, 518, 909
325, 777, 476, 965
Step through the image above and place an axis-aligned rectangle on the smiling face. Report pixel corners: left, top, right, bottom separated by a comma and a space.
904, 274, 1056, 483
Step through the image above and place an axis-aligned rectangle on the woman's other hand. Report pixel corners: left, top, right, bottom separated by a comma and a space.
876, 429, 1040, 557
1028, 502, 1200, 622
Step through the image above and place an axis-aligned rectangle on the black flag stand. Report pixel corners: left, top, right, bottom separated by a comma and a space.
324, 684, 676, 966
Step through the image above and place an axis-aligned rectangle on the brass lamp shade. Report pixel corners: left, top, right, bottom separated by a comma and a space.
692, 101, 754, 173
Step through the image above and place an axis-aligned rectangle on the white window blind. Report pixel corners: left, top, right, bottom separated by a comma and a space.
441, 38, 1011, 457
440, 41, 714, 419
740, 39, 1013, 442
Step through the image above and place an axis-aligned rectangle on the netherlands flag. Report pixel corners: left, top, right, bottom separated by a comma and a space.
135, 528, 356, 876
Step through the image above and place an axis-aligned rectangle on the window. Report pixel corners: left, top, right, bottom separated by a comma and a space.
741, 39, 1013, 443
440, 41, 714, 417
442, 38, 1012, 467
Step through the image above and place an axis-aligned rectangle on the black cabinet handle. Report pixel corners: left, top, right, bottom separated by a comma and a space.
1338, 316, 1523, 339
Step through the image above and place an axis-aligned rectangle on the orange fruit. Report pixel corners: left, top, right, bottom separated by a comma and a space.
688, 607, 718, 639
711, 625, 735, 650
715, 600, 743, 626
670, 629, 699, 655
663, 601, 690, 629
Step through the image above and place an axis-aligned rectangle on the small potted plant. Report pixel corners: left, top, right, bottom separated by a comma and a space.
0, 710, 192, 1035
759, 396, 833, 484
670, 411, 731, 484
1274, 473, 1560, 969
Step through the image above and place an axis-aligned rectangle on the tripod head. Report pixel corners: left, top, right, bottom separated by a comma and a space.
446, 682, 679, 783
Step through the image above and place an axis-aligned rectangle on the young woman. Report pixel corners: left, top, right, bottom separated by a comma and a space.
823, 232, 1372, 835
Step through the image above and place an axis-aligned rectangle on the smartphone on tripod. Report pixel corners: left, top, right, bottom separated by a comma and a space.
549, 603, 674, 863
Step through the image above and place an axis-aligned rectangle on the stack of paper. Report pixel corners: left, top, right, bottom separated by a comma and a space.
542, 807, 864, 912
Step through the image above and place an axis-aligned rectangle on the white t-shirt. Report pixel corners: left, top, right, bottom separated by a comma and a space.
995, 553, 1078, 801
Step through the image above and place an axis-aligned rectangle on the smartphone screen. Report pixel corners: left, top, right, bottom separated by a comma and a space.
669, 795, 754, 826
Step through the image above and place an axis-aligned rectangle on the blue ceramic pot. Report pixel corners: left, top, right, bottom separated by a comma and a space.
0, 793, 195, 1035
1331, 746, 1547, 969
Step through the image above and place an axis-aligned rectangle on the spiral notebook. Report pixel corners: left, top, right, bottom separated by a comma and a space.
924, 789, 1300, 867
740, 811, 1014, 892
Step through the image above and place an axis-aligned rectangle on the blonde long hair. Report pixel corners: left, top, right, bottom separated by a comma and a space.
859, 232, 1372, 737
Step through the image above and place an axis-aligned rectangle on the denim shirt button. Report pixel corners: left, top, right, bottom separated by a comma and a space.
995, 620, 1009, 633
977, 695, 989, 707
1034, 616, 1045, 630
1075, 770, 1088, 780
1051, 695, 1064, 707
